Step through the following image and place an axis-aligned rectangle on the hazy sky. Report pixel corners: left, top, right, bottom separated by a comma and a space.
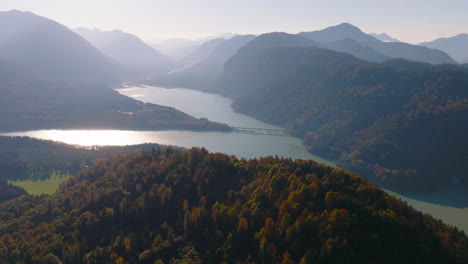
1, 0, 467, 43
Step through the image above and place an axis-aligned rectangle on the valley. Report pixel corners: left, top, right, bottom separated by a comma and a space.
0, 5, 466, 263
3, 85, 466, 233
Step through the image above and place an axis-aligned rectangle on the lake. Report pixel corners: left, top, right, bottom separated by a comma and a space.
2, 85, 466, 232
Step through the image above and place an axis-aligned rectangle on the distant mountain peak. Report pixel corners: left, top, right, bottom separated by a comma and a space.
428, 33, 468, 42
5, 9, 34, 15
323, 22, 368, 35
299, 23, 380, 45
299, 24, 456, 64
74, 27, 174, 75
370, 33, 400, 42
252, 32, 312, 43
335, 22, 362, 30
420, 33, 468, 62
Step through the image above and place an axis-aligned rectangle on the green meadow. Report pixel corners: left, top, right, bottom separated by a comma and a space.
9, 173, 72, 195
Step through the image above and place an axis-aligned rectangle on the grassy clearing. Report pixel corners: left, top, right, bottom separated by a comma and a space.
9, 173, 72, 195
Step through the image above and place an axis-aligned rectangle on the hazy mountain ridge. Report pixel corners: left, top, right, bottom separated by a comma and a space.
0, 46, 228, 132
149, 31, 393, 90
181, 34, 257, 76
420, 33, 468, 63
216, 43, 467, 193
151, 33, 236, 58
300, 23, 457, 64
146, 35, 256, 89
219, 32, 391, 92
0, 10, 120, 84
0, 80, 229, 133
74, 28, 174, 76
150, 38, 202, 58
0, 9, 45, 39
300, 23, 381, 44
0, 10, 231, 132
370, 33, 400, 42
145, 23, 458, 91
177, 38, 227, 68
318, 38, 390, 62
0, 147, 466, 263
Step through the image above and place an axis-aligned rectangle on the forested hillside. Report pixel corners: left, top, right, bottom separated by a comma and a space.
217, 45, 467, 192
0, 148, 466, 263
0, 180, 27, 202
0, 136, 163, 181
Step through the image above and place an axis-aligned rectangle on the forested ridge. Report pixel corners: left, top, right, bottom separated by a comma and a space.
0, 180, 27, 202
0, 136, 164, 181
217, 44, 468, 192
0, 148, 466, 263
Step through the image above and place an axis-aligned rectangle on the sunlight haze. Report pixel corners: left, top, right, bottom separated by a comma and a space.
1, 0, 467, 43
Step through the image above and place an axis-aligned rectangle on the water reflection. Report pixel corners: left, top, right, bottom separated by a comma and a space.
118, 86, 280, 129
2, 129, 333, 164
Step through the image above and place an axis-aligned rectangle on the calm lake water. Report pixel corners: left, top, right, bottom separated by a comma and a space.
2, 85, 466, 232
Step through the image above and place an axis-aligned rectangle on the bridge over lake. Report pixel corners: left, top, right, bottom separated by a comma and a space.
231, 126, 288, 136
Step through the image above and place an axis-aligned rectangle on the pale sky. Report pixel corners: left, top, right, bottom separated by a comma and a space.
1, 0, 467, 43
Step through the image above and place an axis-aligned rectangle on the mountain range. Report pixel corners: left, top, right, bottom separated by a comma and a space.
1, 10, 466, 194
147, 35, 256, 89
421, 33, 468, 63
0, 10, 119, 84
176, 38, 227, 68
0, 9, 467, 263
74, 28, 174, 76
150, 38, 203, 58
299, 23, 457, 64
0, 58, 227, 132
216, 37, 467, 193
218, 32, 392, 94
0, 10, 228, 132
151, 32, 236, 58
370, 33, 400, 42
147, 23, 461, 91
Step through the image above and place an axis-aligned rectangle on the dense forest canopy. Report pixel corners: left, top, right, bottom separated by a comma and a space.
0, 148, 466, 263
216, 43, 468, 192
0, 180, 27, 202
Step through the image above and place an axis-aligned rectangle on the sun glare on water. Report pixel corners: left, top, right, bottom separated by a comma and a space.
5, 130, 153, 146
